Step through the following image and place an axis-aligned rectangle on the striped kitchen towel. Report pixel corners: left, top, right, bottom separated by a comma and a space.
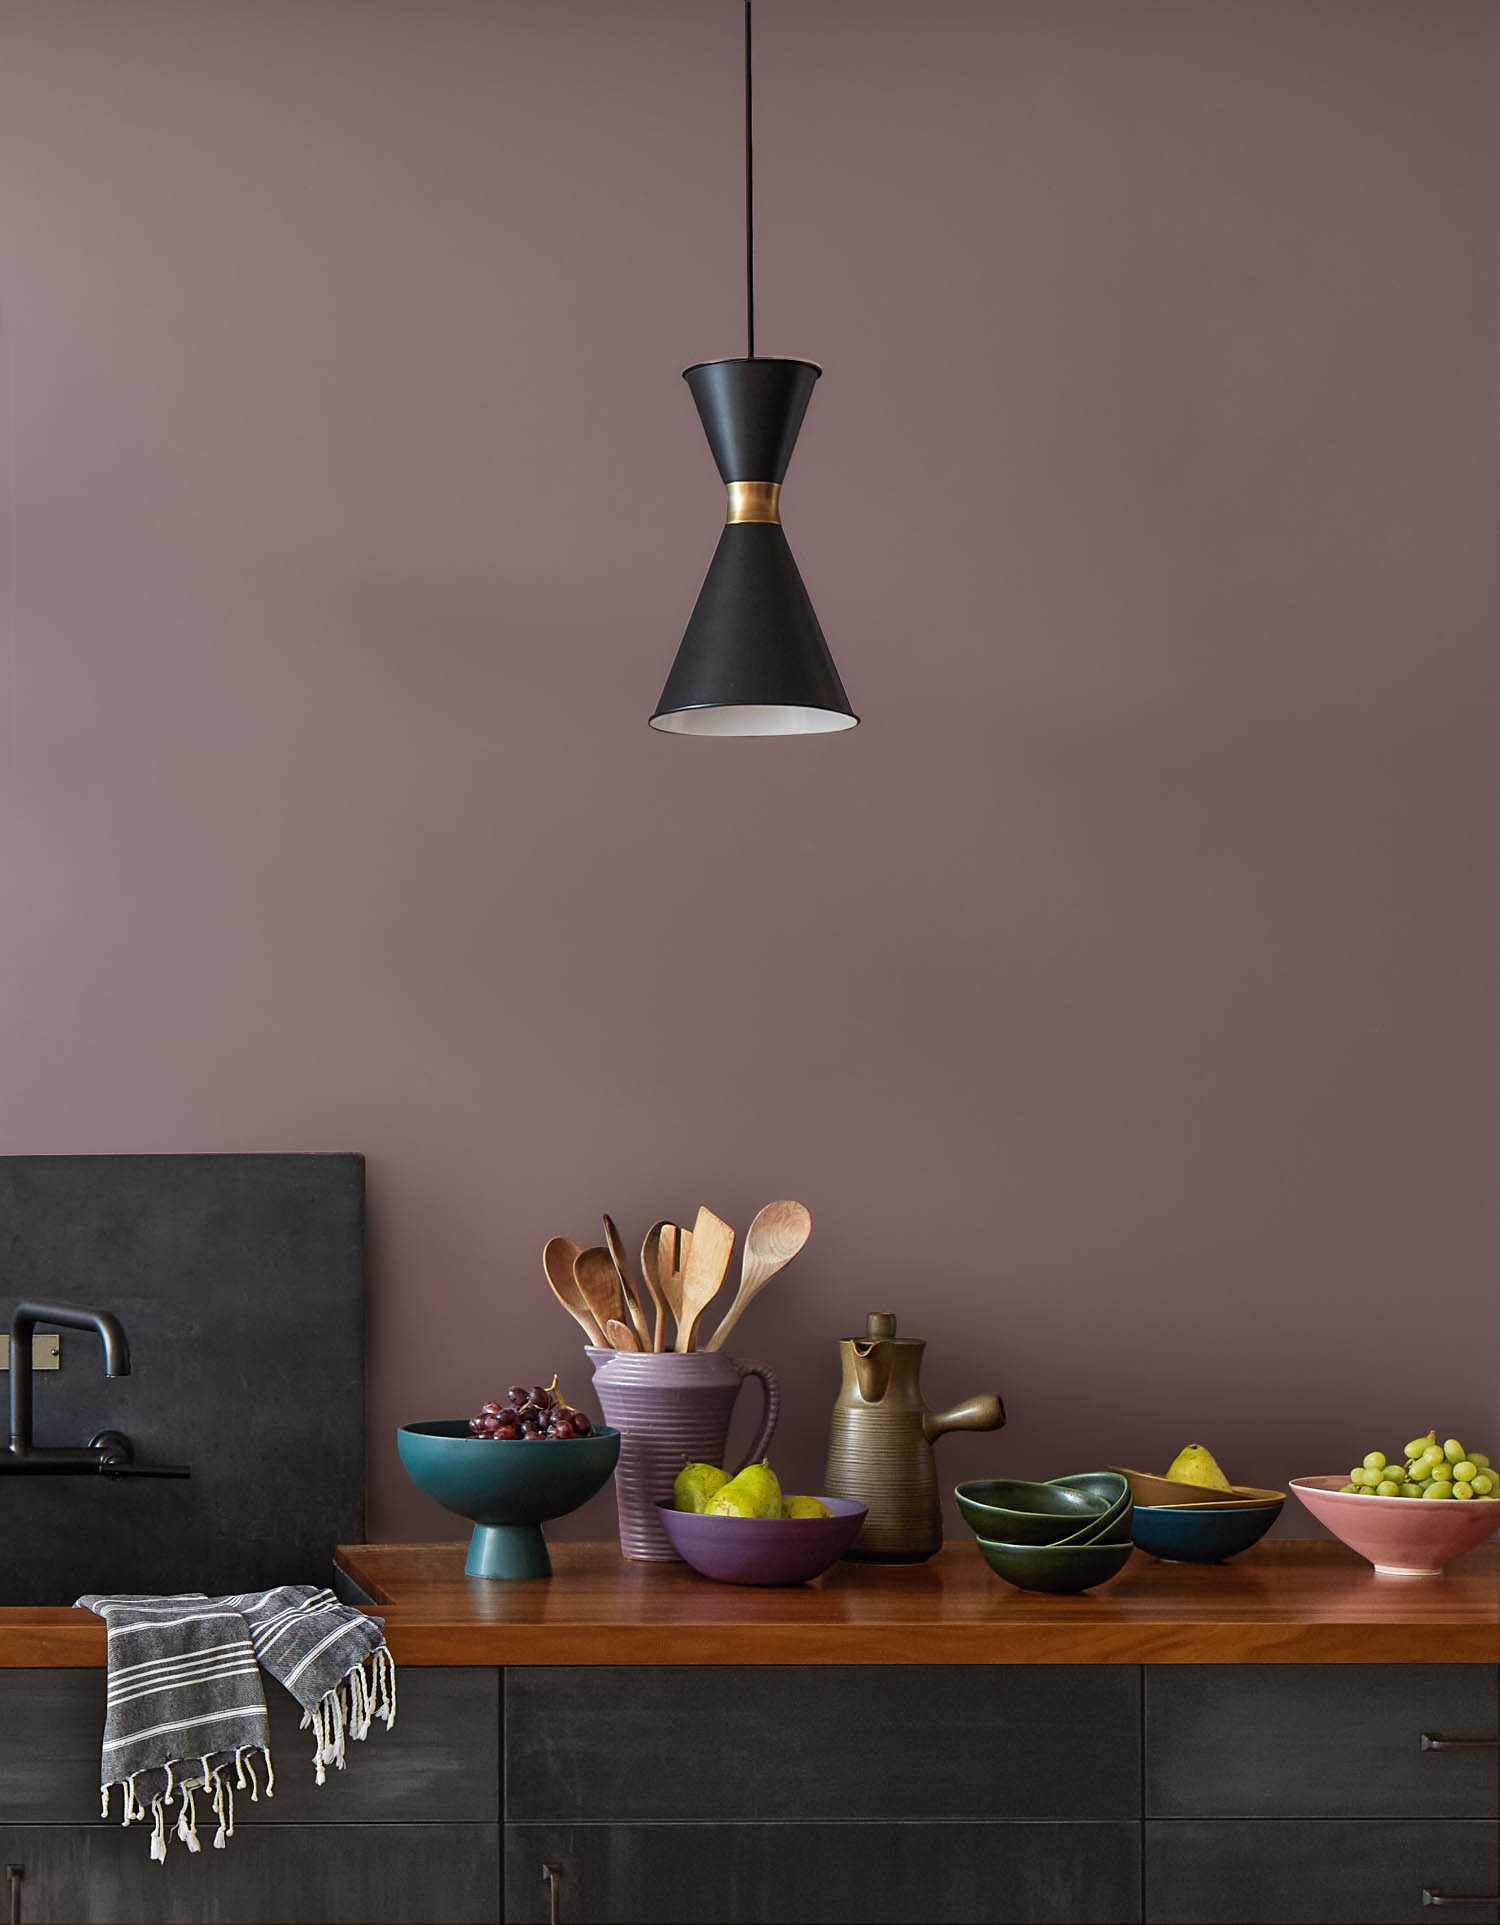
76, 1587, 395, 1862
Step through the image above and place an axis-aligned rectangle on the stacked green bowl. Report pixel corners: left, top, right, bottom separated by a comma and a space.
955, 1472, 1134, 1594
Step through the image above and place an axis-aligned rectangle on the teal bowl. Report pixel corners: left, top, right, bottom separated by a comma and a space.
397, 1421, 620, 1579
1131, 1499, 1281, 1564
974, 1534, 1135, 1595
955, 1478, 1107, 1545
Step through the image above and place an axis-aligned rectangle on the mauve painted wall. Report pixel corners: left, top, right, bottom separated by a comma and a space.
1, 2, 1494, 1546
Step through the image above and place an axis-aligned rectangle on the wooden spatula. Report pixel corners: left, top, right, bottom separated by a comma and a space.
542, 1236, 606, 1345
656, 1222, 692, 1341
573, 1246, 627, 1342
705, 1200, 811, 1351
603, 1318, 642, 1352
639, 1221, 670, 1352
603, 1214, 651, 1349
674, 1207, 735, 1353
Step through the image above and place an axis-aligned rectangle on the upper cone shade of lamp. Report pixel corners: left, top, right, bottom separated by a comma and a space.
650, 358, 858, 736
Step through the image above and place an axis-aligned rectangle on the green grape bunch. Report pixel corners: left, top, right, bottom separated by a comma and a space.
1340, 1433, 1497, 1499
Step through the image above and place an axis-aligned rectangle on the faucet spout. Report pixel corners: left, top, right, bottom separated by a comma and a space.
9, 1299, 132, 1455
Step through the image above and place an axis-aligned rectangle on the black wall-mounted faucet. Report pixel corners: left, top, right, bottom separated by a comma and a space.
1, 1299, 188, 1477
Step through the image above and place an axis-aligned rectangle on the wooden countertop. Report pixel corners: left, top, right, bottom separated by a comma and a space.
4, 1542, 1493, 1667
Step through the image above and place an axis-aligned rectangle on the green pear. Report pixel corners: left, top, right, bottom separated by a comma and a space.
782, 1495, 834, 1520
705, 1460, 782, 1518
673, 1462, 730, 1513
1165, 1443, 1231, 1491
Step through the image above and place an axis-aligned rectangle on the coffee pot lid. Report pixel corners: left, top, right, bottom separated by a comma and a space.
850, 1312, 922, 1346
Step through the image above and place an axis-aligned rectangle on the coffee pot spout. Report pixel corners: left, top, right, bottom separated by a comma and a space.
852, 1342, 894, 1404
922, 1392, 1006, 1442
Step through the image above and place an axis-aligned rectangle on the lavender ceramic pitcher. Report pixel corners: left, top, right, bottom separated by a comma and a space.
587, 1348, 780, 1559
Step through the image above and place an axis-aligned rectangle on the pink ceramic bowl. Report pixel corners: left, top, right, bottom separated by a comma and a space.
1291, 1475, 1500, 1577
657, 1497, 868, 1586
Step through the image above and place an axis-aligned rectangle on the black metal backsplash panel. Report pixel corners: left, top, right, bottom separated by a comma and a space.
0, 1154, 364, 1604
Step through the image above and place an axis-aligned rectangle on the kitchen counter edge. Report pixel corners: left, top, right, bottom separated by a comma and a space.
3, 1541, 1494, 1666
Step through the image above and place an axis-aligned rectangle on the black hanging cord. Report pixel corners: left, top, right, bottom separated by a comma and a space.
744, 0, 755, 359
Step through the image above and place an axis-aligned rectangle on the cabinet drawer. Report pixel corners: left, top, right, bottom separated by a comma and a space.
507, 1665, 1140, 1822
0, 1823, 500, 1924
1146, 1665, 1498, 1817
1144, 1820, 1500, 1924
0, 1667, 498, 1824
505, 1822, 1141, 1924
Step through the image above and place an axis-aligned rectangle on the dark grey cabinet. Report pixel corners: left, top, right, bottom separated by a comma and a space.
1146, 1665, 1499, 1818
0, 1667, 499, 1825
505, 1666, 1143, 1923
503, 1822, 1141, 1925
0, 1824, 499, 1924
3, 1661, 1495, 1923
1142, 1665, 1500, 1925
506, 1665, 1141, 1821
0, 1668, 502, 1925
1144, 1820, 1500, 1924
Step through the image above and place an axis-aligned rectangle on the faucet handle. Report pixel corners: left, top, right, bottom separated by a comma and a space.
89, 1432, 191, 1479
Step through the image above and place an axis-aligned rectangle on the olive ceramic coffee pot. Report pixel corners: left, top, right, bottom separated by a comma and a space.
824, 1313, 1005, 1561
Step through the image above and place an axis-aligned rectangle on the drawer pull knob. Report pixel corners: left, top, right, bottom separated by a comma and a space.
1422, 1891, 1500, 1907
6, 1864, 21, 1925
542, 1861, 563, 1925
1421, 1733, 1500, 1750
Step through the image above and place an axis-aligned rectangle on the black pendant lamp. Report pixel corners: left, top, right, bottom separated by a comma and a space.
650, 2, 858, 736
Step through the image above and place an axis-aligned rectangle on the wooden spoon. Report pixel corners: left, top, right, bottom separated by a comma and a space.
603, 1214, 651, 1349
705, 1200, 811, 1352
639, 1221, 670, 1352
656, 1222, 692, 1340
603, 1318, 642, 1352
674, 1207, 735, 1353
542, 1236, 605, 1346
573, 1246, 627, 1342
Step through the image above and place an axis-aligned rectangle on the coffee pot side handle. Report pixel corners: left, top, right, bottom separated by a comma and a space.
923, 1392, 1005, 1442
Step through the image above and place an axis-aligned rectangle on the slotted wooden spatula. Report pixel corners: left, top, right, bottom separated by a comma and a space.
655, 1222, 692, 1342
542, 1236, 605, 1346
674, 1207, 735, 1353
573, 1246, 627, 1342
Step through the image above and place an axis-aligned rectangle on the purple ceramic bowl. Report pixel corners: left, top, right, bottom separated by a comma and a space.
656, 1497, 868, 1586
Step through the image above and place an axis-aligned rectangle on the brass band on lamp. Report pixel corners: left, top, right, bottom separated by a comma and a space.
725, 481, 781, 524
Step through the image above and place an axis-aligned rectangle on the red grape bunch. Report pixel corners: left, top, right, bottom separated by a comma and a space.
468, 1375, 594, 1442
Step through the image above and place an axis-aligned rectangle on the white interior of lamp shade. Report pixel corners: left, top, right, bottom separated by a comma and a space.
649, 705, 859, 736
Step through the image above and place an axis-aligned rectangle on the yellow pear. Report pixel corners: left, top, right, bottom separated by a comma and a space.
705, 1461, 782, 1518
1165, 1443, 1232, 1490
782, 1496, 834, 1520
673, 1462, 729, 1513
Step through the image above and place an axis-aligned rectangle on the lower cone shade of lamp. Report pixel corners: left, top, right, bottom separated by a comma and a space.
650, 358, 858, 737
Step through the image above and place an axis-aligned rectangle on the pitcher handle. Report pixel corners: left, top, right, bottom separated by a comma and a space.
729, 1358, 781, 1473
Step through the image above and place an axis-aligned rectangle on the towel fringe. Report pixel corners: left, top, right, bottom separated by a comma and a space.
175, 1780, 201, 1853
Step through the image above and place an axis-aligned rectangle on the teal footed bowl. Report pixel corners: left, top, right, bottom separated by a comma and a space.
397, 1421, 620, 1578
